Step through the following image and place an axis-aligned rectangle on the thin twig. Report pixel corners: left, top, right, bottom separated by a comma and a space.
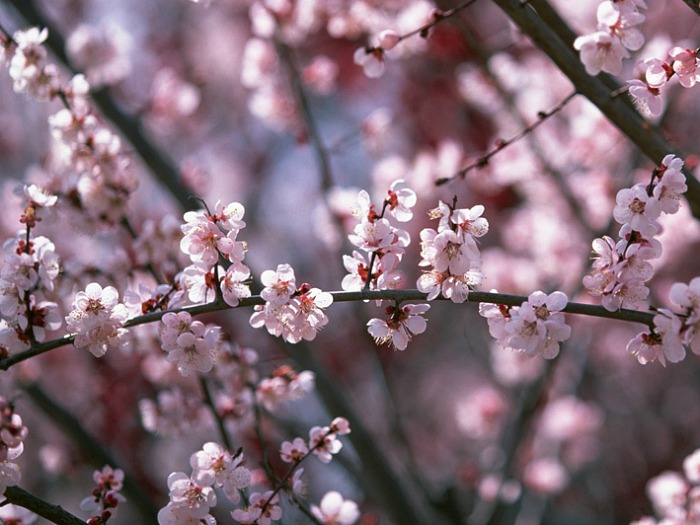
436, 91, 577, 185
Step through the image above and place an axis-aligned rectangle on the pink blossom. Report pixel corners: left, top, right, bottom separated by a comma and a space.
302, 55, 339, 95
232, 491, 281, 525
378, 30, 400, 50
367, 303, 430, 351
311, 491, 360, 525
260, 263, 296, 306
353, 46, 385, 78
220, 263, 252, 307
523, 458, 569, 495
385, 179, 416, 222
627, 79, 664, 117
165, 471, 216, 517
574, 31, 629, 75
309, 426, 343, 463
669, 47, 700, 88
280, 437, 309, 463
504, 291, 571, 359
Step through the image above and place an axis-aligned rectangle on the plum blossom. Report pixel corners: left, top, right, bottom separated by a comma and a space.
585, 155, 688, 314
251, 266, 333, 343
260, 263, 296, 306
9, 26, 60, 100
79, 465, 126, 521
385, 179, 416, 222
231, 491, 281, 525
501, 291, 571, 359
65, 282, 129, 357
367, 303, 430, 351
309, 425, 343, 464
280, 437, 309, 464
353, 46, 385, 78
574, 32, 629, 76
627, 79, 663, 117
190, 443, 251, 504
256, 366, 315, 411
418, 201, 487, 303
311, 491, 360, 525
574, 0, 646, 76
159, 311, 221, 376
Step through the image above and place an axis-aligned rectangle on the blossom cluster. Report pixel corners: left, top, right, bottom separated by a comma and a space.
0, 397, 28, 502
159, 311, 222, 377
178, 201, 251, 307
255, 365, 315, 412
628, 45, 700, 117
1, 25, 136, 225
417, 200, 487, 303
280, 416, 351, 466
628, 276, 700, 367
630, 447, 700, 524
343, 179, 416, 292
277, 418, 357, 524
480, 290, 572, 359
80, 465, 126, 525
580, 154, 691, 365
0, 188, 61, 355
3, 26, 60, 100
65, 282, 130, 358
157, 442, 252, 525
574, 0, 646, 76
583, 155, 687, 313
249, 263, 333, 343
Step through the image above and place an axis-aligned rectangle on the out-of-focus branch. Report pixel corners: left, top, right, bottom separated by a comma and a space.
492, 0, 700, 220
436, 91, 577, 185
20, 382, 160, 523
290, 342, 436, 525
4, 0, 197, 212
3, 485, 86, 525
679, 0, 700, 17
274, 38, 334, 194
0, 289, 655, 370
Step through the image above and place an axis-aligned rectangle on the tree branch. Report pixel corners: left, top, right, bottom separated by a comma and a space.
3, 485, 86, 525
4, 0, 197, 212
20, 382, 159, 523
492, 0, 700, 220
0, 289, 654, 370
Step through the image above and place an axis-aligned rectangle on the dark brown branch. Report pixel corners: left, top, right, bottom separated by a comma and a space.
20, 382, 159, 523
679, 0, 700, 17
0, 289, 655, 370
3, 485, 86, 525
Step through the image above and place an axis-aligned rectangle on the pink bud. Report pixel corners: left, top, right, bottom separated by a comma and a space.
378, 30, 399, 50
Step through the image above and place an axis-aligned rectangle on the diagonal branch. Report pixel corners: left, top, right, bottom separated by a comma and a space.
4, 0, 197, 212
679, 0, 700, 17
492, 0, 700, 220
3, 485, 86, 525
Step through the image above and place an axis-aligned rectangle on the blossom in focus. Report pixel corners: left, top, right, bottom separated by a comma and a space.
367, 303, 430, 351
